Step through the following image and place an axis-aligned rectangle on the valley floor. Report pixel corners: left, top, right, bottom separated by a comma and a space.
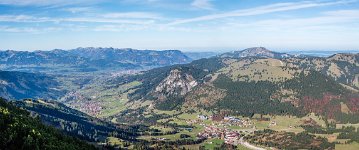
103, 108, 359, 149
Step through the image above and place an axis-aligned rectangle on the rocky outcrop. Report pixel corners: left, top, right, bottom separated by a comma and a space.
154, 69, 198, 97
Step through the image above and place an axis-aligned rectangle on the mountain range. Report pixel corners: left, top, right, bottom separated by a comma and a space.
0, 47, 192, 73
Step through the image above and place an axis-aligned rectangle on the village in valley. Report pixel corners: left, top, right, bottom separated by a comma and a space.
129, 109, 322, 150
193, 113, 281, 148
195, 114, 253, 145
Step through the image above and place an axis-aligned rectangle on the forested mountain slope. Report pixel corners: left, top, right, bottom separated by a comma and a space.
0, 98, 96, 150
0, 71, 64, 100
14, 99, 140, 142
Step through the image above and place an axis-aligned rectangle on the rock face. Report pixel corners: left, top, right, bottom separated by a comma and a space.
155, 69, 198, 96
221, 47, 292, 59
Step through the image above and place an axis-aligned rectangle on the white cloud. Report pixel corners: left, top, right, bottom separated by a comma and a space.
168, 0, 356, 25
191, 0, 214, 10
0, 14, 157, 25
102, 12, 162, 19
62, 7, 93, 13
93, 24, 149, 32
0, 26, 62, 33
62, 17, 155, 24
0, 15, 50, 22
323, 9, 359, 16
223, 9, 359, 30
0, 0, 102, 7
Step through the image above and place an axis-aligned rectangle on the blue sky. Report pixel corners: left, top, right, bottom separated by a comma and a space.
0, 0, 358, 51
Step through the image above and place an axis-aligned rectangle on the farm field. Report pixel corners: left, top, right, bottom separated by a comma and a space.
336, 123, 359, 129
203, 139, 224, 150
336, 142, 359, 150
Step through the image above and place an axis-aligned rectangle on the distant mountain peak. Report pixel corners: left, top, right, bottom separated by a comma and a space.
241, 47, 271, 53
221, 47, 292, 59
328, 53, 359, 64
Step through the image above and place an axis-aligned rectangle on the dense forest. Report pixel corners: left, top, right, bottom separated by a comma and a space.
209, 70, 358, 122
246, 129, 334, 149
0, 98, 96, 150
283, 71, 347, 98
212, 74, 302, 117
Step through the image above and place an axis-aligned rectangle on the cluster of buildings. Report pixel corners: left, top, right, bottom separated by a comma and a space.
197, 126, 241, 145
110, 70, 141, 77
196, 114, 253, 128
151, 137, 168, 141
65, 92, 103, 116
269, 121, 277, 127
224, 131, 240, 145
198, 115, 208, 120
222, 116, 253, 128
76, 101, 102, 116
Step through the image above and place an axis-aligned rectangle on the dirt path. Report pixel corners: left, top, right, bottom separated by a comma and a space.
240, 137, 266, 150
242, 142, 266, 150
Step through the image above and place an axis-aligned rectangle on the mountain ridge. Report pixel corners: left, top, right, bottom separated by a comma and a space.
220, 47, 293, 59
0, 47, 192, 73
0, 70, 64, 100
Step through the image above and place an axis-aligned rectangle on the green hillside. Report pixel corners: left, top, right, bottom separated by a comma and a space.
14, 99, 139, 142
0, 71, 65, 100
0, 98, 96, 150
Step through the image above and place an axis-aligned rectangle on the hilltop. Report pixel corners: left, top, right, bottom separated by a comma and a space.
220, 47, 292, 59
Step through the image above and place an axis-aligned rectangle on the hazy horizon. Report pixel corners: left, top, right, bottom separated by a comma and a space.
1, 46, 359, 54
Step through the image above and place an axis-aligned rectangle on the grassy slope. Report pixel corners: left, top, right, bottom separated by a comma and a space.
336, 142, 359, 150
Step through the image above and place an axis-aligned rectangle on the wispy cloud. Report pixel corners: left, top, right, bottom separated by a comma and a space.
63, 17, 155, 24
102, 12, 162, 19
0, 15, 50, 23
0, 0, 102, 6
0, 14, 157, 25
191, 0, 214, 10
93, 24, 150, 32
0, 26, 62, 33
323, 9, 359, 16
168, 0, 356, 25
62, 7, 93, 13
214, 9, 359, 36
